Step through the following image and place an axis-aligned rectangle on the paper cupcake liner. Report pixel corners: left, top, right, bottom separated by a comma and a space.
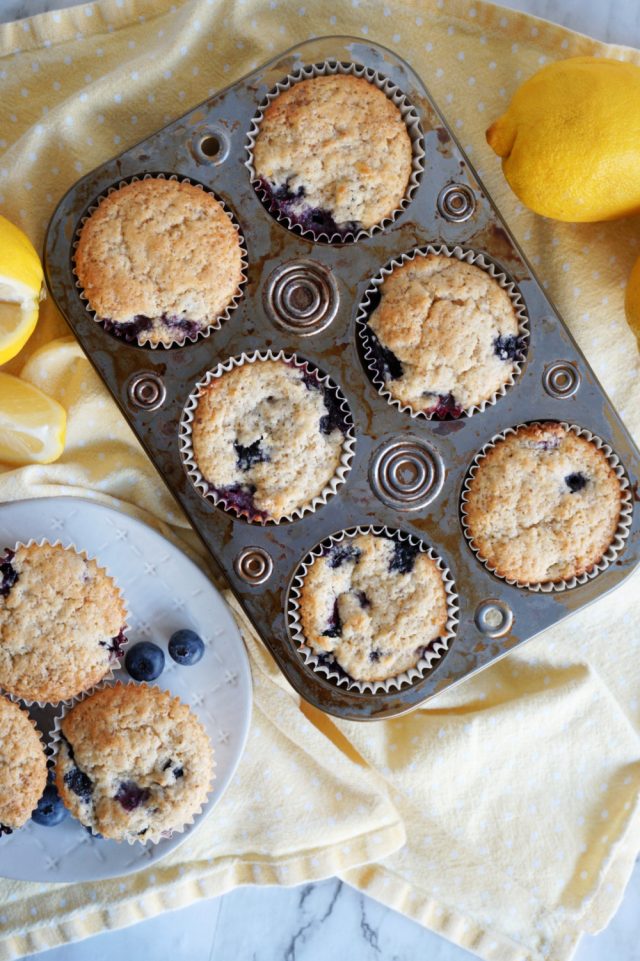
287, 525, 459, 694
179, 349, 356, 525
71, 172, 248, 350
0, 539, 130, 708
357, 243, 530, 420
0, 694, 50, 833
245, 60, 425, 244
460, 422, 634, 592
49, 680, 216, 846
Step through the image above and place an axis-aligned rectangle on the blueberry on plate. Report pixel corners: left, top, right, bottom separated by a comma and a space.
32, 784, 69, 827
168, 629, 205, 666
125, 641, 165, 681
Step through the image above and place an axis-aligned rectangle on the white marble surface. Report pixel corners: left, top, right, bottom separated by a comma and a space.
1, 0, 639, 959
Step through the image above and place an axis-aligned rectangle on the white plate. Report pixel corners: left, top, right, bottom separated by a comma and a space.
0, 496, 252, 882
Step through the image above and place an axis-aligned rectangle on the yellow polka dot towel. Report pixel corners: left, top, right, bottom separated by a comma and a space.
1, 2, 640, 960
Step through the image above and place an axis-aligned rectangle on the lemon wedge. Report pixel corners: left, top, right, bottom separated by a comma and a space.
0, 214, 44, 366
0, 372, 66, 464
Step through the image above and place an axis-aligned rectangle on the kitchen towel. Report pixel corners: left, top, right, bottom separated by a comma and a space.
0, 2, 639, 960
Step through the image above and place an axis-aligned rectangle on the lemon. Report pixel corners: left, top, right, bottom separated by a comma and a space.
0, 372, 66, 464
625, 253, 640, 349
486, 58, 640, 222
0, 214, 44, 365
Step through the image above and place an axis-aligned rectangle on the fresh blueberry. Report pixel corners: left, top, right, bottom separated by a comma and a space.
64, 767, 93, 801
0, 824, 13, 837
321, 599, 342, 638
389, 539, 420, 575
234, 438, 269, 472
168, 630, 205, 666
125, 641, 165, 681
565, 471, 588, 493
115, 781, 150, 812
325, 544, 361, 570
493, 334, 522, 361
32, 784, 69, 827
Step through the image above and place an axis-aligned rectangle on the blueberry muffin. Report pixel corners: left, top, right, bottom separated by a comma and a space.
0, 696, 47, 835
299, 532, 449, 683
252, 74, 413, 236
55, 683, 214, 843
190, 358, 351, 521
74, 177, 244, 347
0, 543, 127, 703
464, 423, 623, 584
365, 253, 523, 416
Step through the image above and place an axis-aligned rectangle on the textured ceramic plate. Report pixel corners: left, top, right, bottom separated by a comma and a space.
0, 496, 252, 883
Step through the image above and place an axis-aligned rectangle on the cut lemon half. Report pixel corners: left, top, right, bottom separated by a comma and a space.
0, 214, 44, 366
0, 372, 66, 464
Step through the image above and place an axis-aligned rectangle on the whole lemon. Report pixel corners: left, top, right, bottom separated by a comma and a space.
625, 253, 640, 349
486, 57, 640, 222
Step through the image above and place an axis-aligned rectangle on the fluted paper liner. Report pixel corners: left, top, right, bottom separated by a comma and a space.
357, 243, 530, 420
49, 681, 216, 846
179, 349, 356, 525
0, 539, 130, 709
460, 422, 634, 592
287, 526, 459, 694
72, 172, 247, 349
245, 60, 425, 244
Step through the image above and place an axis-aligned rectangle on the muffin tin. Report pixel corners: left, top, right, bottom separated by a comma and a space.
43, 37, 640, 720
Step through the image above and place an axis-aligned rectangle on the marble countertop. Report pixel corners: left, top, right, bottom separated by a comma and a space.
1, 1, 639, 960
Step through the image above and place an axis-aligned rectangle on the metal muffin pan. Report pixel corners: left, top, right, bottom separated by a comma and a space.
43, 36, 640, 720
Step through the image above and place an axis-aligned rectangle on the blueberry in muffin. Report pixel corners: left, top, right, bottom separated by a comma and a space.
189, 358, 351, 521
463, 422, 623, 584
0, 543, 127, 703
364, 252, 524, 416
298, 531, 449, 683
55, 683, 214, 842
74, 177, 244, 347
252, 74, 414, 237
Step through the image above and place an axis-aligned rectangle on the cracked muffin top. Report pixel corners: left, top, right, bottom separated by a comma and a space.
299, 532, 449, 683
55, 683, 214, 843
0, 543, 127, 704
464, 423, 623, 584
0, 696, 47, 833
190, 358, 350, 521
365, 253, 523, 416
74, 177, 244, 347
253, 74, 413, 236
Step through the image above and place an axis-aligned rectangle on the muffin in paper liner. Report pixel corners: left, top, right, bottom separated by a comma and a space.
179, 349, 356, 525
0, 694, 49, 835
287, 525, 459, 694
0, 538, 129, 708
49, 680, 216, 846
245, 60, 425, 244
460, 421, 634, 592
72, 172, 248, 349
356, 243, 530, 420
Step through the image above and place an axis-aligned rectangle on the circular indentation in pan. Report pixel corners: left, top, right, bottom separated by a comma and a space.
263, 259, 339, 335
437, 183, 476, 222
192, 126, 231, 165
370, 436, 444, 510
127, 372, 166, 410
234, 546, 273, 585
542, 361, 581, 399
474, 599, 513, 638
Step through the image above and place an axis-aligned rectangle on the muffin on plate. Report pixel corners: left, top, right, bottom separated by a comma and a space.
0, 542, 127, 704
364, 252, 523, 416
298, 531, 449, 683
463, 422, 623, 584
55, 683, 214, 843
189, 357, 351, 522
74, 177, 244, 347
252, 73, 413, 236
0, 696, 47, 835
